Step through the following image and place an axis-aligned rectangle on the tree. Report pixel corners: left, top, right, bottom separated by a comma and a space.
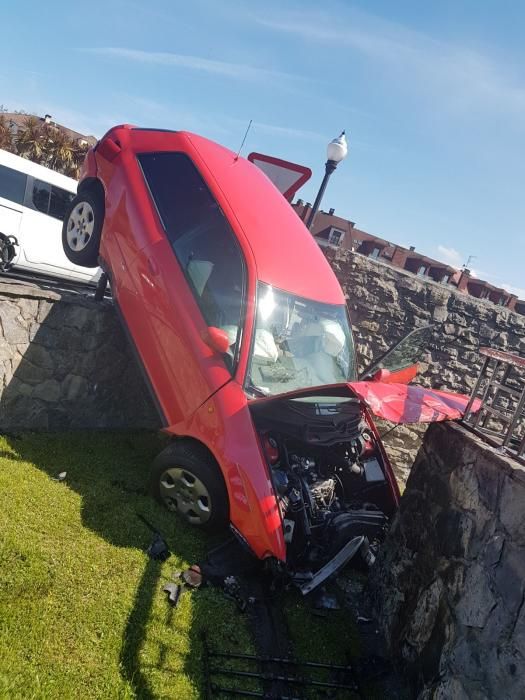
15, 116, 45, 163
0, 115, 15, 152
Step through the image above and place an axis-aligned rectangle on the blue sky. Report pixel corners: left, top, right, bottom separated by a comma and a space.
1, 0, 524, 295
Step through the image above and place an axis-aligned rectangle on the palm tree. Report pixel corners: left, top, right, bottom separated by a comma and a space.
0, 114, 15, 152
15, 116, 46, 163
46, 128, 76, 173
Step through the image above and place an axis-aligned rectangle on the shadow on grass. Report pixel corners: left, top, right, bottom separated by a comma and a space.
5, 431, 242, 699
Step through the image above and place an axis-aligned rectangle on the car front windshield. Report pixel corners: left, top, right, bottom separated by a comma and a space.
246, 283, 357, 396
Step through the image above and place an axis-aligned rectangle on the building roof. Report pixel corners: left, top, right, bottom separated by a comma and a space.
291, 200, 524, 312
3, 113, 97, 146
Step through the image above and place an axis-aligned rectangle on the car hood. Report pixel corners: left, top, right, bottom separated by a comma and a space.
249, 381, 481, 424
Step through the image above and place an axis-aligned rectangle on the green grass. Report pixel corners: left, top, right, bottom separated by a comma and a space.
0, 432, 254, 699
0, 431, 390, 699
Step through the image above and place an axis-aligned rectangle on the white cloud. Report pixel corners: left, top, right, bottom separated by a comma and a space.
81, 47, 301, 83
256, 9, 525, 118
436, 245, 463, 268
229, 118, 323, 141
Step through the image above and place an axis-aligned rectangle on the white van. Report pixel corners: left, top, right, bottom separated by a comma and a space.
0, 149, 100, 283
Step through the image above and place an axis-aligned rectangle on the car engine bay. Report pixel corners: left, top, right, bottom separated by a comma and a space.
250, 391, 398, 591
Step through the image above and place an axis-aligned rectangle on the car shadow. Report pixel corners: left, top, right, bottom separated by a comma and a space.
0, 293, 254, 697
4, 429, 239, 698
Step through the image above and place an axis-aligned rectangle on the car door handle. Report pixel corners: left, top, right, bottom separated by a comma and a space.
147, 257, 159, 276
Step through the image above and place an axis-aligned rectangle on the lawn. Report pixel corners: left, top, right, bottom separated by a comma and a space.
0, 431, 372, 699
0, 431, 255, 699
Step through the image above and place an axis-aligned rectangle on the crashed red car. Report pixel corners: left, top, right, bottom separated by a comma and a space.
62, 125, 478, 588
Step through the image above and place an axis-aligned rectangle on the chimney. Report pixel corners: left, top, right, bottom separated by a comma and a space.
457, 268, 471, 292
300, 203, 312, 222
44, 114, 52, 124
409, 245, 415, 252
296, 199, 303, 206
328, 208, 335, 215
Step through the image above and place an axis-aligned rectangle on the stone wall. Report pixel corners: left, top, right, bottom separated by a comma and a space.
1, 250, 524, 455
368, 422, 525, 699
324, 248, 525, 481
0, 281, 158, 430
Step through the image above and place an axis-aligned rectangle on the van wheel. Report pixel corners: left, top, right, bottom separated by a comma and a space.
62, 189, 104, 268
150, 441, 229, 532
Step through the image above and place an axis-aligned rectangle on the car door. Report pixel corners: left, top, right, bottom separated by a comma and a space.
359, 324, 435, 383
126, 151, 246, 427
19, 176, 95, 280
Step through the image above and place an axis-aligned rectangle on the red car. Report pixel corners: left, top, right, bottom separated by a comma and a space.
62, 125, 476, 589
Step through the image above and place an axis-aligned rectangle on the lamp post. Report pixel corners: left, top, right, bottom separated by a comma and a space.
306, 131, 348, 230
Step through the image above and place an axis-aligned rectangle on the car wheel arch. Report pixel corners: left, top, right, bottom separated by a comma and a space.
78, 177, 105, 204
164, 435, 230, 497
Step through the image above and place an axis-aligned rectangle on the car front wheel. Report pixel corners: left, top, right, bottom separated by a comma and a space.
62, 189, 104, 268
150, 441, 229, 532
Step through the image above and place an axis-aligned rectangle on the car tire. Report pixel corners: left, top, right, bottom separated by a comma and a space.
150, 441, 229, 532
62, 189, 104, 268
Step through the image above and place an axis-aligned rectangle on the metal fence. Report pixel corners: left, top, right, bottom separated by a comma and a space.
463, 347, 525, 465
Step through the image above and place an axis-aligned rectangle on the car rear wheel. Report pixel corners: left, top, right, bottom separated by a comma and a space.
62, 189, 104, 268
150, 441, 229, 532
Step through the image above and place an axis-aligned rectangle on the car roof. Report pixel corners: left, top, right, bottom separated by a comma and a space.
185, 132, 345, 305
119, 127, 345, 306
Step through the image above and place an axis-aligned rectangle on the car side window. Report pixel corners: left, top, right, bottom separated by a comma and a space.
138, 152, 246, 370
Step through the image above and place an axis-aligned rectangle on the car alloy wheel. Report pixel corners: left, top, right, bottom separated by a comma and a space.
159, 466, 212, 525
66, 201, 95, 252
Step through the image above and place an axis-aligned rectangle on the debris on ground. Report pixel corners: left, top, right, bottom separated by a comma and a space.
223, 575, 249, 612
312, 587, 341, 611
146, 532, 170, 561
52, 471, 67, 482
182, 565, 203, 588
162, 582, 182, 608
136, 513, 171, 561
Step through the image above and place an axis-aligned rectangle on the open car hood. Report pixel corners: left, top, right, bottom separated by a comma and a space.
249, 381, 481, 425
347, 381, 481, 424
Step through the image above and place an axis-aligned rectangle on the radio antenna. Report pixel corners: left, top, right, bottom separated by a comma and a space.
234, 119, 252, 161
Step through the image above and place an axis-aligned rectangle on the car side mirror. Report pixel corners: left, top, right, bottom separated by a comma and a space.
203, 327, 231, 354
97, 137, 121, 162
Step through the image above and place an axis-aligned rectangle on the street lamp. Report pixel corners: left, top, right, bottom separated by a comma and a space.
306, 131, 348, 230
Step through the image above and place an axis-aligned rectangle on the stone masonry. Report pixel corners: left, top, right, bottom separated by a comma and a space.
0, 280, 158, 430
324, 248, 525, 483
368, 422, 525, 699
1, 249, 525, 477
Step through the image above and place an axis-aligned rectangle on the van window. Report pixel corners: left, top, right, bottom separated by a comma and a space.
138, 152, 246, 368
49, 185, 74, 220
30, 179, 74, 220
0, 164, 27, 205
32, 180, 51, 213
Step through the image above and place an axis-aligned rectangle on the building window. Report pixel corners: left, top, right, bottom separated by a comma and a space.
328, 228, 344, 246
441, 274, 450, 284
369, 247, 381, 259
417, 265, 427, 276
